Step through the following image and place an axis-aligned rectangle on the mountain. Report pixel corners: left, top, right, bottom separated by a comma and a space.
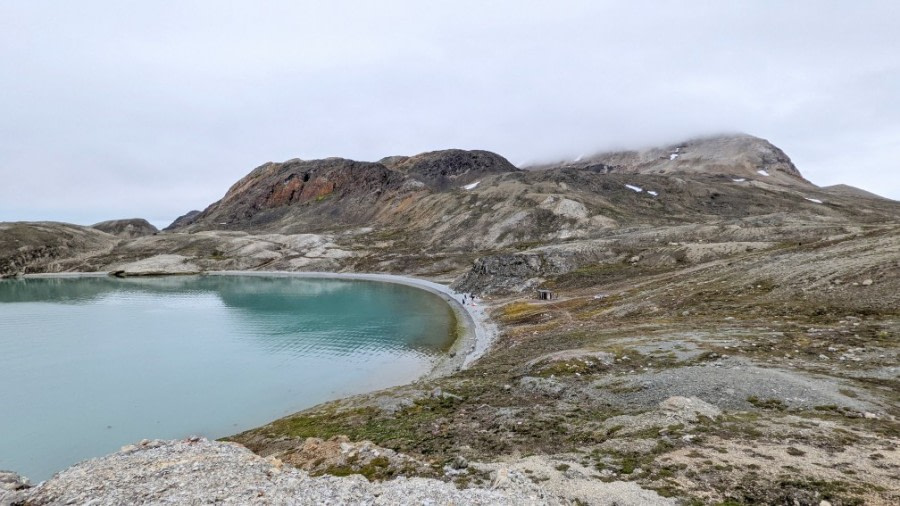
5, 134, 899, 284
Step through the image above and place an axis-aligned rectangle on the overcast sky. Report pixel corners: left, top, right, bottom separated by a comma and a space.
1, 1, 898, 228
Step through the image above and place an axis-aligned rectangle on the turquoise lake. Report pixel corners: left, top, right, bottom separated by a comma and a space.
0, 275, 455, 481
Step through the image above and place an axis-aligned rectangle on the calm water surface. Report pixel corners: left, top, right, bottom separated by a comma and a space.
0, 275, 455, 481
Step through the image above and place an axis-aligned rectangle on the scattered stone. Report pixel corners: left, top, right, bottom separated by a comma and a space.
659, 396, 722, 422
492, 467, 511, 489
861, 278, 873, 286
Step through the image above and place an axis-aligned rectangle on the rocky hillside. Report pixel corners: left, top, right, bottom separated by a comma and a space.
91, 218, 158, 238
0, 222, 118, 277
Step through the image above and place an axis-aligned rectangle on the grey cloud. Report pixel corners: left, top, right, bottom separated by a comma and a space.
1, 1, 898, 229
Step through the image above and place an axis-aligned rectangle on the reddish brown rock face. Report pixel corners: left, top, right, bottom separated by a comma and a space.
266, 177, 304, 207
264, 176, 338, 208
187, 157, 423, 230
300, 178, 336, 202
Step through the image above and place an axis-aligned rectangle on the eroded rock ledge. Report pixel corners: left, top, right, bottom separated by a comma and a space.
8, 438, 675, 506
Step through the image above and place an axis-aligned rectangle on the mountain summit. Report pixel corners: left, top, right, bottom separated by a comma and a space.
530, 134, 808, 186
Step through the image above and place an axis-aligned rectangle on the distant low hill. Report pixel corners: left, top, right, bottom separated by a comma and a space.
92, 218, 158, 238
821, 184, 890, 200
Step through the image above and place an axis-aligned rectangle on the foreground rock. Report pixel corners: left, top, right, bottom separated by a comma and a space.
0, 470, 31, 506
20, 438, 675, 505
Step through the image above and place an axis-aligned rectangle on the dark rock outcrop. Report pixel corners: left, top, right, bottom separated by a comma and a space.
387, 149, 519, 191
91, 218, 158, 238
452, 251, 585, 294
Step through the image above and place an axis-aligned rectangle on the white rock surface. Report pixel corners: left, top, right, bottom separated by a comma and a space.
18, 438, 674, 505
109, 254, 201, 276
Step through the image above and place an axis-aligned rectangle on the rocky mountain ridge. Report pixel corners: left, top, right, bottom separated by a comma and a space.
2, 134, 898, 285
2, 133, 899, 505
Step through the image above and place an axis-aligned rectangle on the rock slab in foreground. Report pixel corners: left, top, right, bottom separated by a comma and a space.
21, 438, 676, 505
